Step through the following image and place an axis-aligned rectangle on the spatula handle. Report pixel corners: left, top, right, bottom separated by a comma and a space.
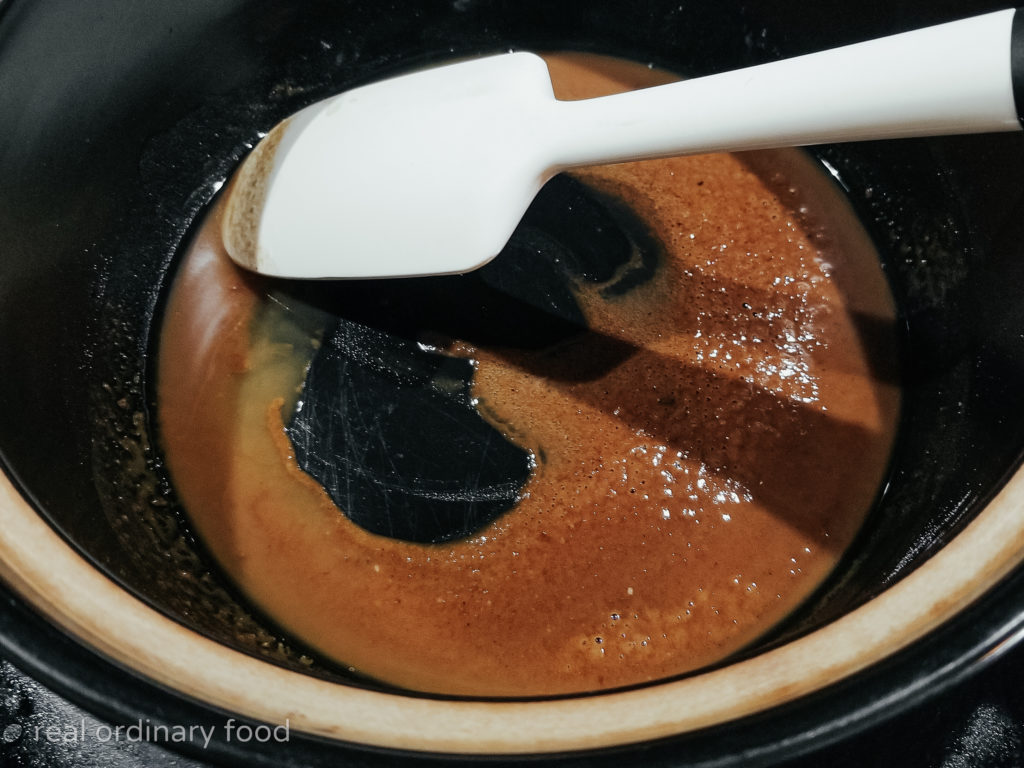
1013, 8, 1024, 122
552, 8, 1024, 169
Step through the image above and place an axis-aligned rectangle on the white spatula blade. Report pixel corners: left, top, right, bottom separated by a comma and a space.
223, 52, 558, 279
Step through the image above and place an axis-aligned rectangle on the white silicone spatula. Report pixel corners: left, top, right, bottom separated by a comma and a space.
223, 7, 1024, 280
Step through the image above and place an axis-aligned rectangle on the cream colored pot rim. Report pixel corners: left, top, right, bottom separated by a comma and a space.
0, 463, 1023, 756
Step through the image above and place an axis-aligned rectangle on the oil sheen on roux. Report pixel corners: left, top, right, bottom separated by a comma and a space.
158, 53, 900, 697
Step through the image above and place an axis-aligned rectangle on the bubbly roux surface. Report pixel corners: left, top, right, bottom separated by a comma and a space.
157, 54, 900, 697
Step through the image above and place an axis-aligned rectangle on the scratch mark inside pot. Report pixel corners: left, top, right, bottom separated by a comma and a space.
156, 53, 900, 697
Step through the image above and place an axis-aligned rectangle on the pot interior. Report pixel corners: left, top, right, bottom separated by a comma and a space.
1, 0, 1023, 728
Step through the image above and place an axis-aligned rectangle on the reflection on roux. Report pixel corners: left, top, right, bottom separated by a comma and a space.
157, 53, 900, 697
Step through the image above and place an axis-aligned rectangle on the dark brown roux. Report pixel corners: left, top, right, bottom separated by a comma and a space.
157, 54, 899, 697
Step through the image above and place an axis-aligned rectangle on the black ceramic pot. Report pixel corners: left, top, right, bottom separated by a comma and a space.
2, 0, 1024, 765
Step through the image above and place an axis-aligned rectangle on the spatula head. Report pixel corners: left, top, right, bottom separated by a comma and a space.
223, 52, 557, 279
